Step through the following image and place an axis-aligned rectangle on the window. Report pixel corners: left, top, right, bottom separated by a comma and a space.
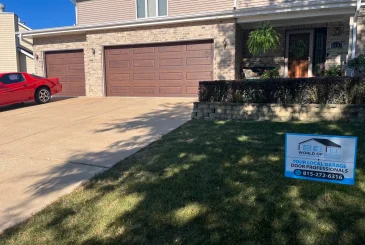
0, 73, 25, 85
313, 146, 323, 152
330, 148, 338, 153
303, 145, 311, 151
137, 0, 167, 18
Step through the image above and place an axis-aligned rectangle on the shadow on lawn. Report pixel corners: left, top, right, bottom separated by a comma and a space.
2, 118, 365, 244
79, 120, 365, 245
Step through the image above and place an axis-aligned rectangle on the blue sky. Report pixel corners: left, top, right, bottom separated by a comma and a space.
2, 0, 75, 29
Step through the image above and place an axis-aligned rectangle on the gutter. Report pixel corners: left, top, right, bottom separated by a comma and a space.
18, 21, 32, 31
17, 48, 34, 59
18, 0, 357, 38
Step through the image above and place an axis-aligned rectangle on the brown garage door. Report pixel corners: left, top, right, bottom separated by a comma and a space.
45, 50, 86, 97
105, 40, 213, 97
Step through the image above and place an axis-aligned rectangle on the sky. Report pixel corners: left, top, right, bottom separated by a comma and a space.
2, 0, 75, 29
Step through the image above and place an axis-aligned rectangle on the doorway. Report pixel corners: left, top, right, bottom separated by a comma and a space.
285, 30, 314, 78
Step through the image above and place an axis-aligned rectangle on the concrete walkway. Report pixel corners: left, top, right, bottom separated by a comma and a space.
0, 97, 194, 233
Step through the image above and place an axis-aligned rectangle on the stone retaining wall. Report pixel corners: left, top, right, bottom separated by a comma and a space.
192, 102, 365, 122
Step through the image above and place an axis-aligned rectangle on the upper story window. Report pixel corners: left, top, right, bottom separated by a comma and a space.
137, 0, 167, 19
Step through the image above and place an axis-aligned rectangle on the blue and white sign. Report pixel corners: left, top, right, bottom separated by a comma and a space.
285, 133, 358, 185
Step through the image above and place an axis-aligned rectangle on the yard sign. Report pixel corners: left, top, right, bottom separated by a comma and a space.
285, 133, 358, 185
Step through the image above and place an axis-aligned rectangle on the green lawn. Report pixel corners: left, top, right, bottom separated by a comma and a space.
1, 120, 365, 245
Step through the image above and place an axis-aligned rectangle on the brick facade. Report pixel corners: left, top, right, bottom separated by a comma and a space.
33, 20, 236, 97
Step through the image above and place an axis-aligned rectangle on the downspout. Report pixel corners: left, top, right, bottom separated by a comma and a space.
351, 0, 361, 59
70, 0, 77, 25
234, 0, 237, 9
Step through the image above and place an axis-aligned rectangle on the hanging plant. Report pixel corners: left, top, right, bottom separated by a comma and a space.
247, 22, 281, 56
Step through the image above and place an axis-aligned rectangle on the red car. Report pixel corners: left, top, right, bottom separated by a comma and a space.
0, 72, 62, 107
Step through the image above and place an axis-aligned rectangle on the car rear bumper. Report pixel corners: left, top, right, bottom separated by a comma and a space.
51, 84, 62, 95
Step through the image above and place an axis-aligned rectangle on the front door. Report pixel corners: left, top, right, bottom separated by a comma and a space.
286, 30, 314, 78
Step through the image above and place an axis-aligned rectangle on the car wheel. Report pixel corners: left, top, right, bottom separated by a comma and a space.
35, 87, 51, 104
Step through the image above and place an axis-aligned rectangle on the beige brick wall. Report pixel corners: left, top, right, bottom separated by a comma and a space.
33, 20, 236, 97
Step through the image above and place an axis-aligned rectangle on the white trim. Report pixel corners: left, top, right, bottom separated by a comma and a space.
18, 22, 32, 31
351, 0, 361, 58
285, 30, 314, 78
18, 48, 34, 59
18, 0, 357, 38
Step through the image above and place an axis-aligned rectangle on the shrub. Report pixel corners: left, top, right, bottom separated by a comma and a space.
324, 66, 343, 77
260, 67, 281, 79
199, 77, 365, 104
347, 54, 365, 74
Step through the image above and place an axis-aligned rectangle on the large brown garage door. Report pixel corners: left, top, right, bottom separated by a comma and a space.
45, 50, 86, 97
104, 40, 213, 97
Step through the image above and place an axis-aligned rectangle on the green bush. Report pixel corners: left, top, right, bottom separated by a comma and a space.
347, 54, 365, 73
324, 66, 343, 77
260, 67, 281, 79
199, 77, 365, 104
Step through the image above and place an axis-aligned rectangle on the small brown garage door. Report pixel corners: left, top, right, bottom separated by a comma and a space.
45, 50, 86, 97
104, 40, 214, 97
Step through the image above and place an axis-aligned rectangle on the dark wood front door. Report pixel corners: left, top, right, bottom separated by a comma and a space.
104, 40, 214, 97
288, 33, 310, 78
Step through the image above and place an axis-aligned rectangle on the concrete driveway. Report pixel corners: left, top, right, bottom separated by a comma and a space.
0, 97, 194, 233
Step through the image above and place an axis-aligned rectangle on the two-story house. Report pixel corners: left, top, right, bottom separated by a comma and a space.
19, 0, 364, 97
0, 4, 34, 74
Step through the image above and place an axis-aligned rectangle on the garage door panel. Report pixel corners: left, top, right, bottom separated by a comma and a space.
159, 72, 183, 80
108, 49, 130, 55
69, 84, 86, 94
105, 40, 213, 97
133, 87, 155, 94
186, 71, 213, 80
110, 73, 131, 81
186, 87, 199, 94
158, 46, 183, 53
186, 57, 212, 66
109, 60, 130, 68
159, 87, 183, 95
46, 50, 85, 97
187, 43, 213, 51
133, 47, 155, 54
159, 58, 183, 67
133, 60, 155, 67
133, 73, 155, 80
110, 86, 132, 95
67, 52, 84, 58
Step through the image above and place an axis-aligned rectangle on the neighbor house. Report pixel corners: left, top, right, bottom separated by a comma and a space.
18, 0, 365, 97
0, 4, 34, 74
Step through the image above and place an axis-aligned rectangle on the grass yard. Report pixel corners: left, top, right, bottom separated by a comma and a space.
1, 120, 365, 245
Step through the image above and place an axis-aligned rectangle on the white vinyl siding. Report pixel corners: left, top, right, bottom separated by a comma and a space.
168, 0, 232, 16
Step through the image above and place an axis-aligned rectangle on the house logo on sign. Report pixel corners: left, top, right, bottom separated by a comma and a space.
298, 138, 342, 160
